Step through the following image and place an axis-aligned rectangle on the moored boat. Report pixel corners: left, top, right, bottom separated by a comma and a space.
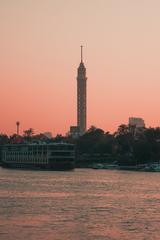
1, 143, 75, 171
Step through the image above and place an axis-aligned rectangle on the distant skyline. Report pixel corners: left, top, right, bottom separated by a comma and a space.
1, 0, 160, 136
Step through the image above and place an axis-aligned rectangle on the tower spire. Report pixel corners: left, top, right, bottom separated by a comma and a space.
81, 45, 83, 62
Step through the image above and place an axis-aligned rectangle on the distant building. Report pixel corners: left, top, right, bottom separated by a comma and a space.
129, 117, 145, 136
43, 132, 52, 139
69, 126, 80, 139
129, 117, 145, 128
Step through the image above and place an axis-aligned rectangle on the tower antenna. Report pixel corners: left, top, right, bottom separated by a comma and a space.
81, 45, 83, 62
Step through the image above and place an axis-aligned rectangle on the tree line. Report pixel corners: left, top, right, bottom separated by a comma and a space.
0, 125, 160, 166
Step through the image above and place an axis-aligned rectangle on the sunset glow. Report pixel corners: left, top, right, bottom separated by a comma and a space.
1, 0, 160, 136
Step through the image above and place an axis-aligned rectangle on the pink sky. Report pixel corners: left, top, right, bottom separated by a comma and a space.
0, 0, 160, 136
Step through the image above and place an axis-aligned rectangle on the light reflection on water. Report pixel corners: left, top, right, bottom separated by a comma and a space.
0, 168, 160, 240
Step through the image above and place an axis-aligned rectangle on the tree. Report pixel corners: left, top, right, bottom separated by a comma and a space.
23, 128, 34, 142
114, 124, 134, 155
23, 128, 34, 138
77, 127, 112, 154
115, 124, 129, 136
133, 140, 151, 164
0, 134, 9, 145
54, 134, 65, 143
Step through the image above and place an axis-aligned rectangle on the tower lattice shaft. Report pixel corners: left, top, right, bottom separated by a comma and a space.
77, 46, 87, 135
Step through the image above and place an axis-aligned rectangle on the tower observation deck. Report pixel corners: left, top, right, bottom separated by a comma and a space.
77, 46, 87, 135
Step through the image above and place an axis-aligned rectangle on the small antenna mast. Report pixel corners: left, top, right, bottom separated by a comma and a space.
81, 45, 83, 62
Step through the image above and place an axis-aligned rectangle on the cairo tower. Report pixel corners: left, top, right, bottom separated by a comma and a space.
77, 46, 87, 135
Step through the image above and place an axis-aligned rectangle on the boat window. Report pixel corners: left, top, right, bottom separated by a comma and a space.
50, 152, 72, 156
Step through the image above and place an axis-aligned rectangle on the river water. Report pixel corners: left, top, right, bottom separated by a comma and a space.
0, 167, 160, 240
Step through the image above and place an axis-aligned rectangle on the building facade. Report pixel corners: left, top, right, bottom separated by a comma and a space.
129, 117, 145, 137
129, 117, 145, 128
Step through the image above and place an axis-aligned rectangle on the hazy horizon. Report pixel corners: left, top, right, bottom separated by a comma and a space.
1, 0, 160, 136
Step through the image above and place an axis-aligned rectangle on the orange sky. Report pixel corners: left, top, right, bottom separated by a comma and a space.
0, 0, 160, 136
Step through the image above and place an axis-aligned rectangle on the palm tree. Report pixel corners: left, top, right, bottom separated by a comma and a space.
23, 128, 34, 142
23, 128, 34, 138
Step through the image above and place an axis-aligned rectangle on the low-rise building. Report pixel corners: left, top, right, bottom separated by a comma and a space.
69, 126, 80, 138
129, 117, 145, 137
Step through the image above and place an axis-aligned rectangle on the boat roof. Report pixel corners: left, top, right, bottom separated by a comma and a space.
3, 143, 74, 147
